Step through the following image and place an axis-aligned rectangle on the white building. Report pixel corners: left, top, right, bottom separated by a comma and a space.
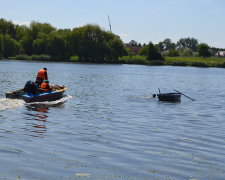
215, 51, 225, 57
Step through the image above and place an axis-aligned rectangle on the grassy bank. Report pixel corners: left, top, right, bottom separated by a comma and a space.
165, 56, 225, 67
120, 56, 225, 68
6, 55, 225, 68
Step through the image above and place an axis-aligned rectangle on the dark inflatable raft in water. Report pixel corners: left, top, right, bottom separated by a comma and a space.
157, 92, 181, 102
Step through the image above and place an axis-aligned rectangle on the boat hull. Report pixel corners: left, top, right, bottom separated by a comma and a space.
22, 90, 65, 103
5, 89, 24, 99
157, 93, 181, 102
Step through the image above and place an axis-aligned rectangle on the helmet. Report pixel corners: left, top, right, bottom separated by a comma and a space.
43, 67, 47, 71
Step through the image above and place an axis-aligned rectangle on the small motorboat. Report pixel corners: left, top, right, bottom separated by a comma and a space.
157, 92, 181, 102
6, 85, 67, 103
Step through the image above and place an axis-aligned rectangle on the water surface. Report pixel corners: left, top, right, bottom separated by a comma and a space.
1, 60, 225, 180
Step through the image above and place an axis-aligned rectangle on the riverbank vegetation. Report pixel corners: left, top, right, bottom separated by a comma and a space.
0, 18, 225, 68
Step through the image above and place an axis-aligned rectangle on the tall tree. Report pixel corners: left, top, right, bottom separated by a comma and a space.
47, 32, 67, 60
3, 35, 20, 58
105, 36, 127, 62
15, 25, 29, 41
158, 38, 176, 51
176, 37, 198, 52
20, 33, 33, 55
198, 43, 211, 57
128, 40, 139, 47
147, 42, 163, 61
0, 34, 4, 57
139, 45, 149, 56
57, 29, 72, 56
0, 18, 17, 38
71, 24, 126, 62
33, 33, 48, 54
29, 21, 55, 40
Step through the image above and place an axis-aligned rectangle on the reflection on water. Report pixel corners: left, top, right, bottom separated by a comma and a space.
24, 104, 49, 138
23, 96, 70, 138
22, 96, 70, 138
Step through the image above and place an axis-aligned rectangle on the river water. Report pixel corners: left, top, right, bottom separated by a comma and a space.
1, 60, 225, 180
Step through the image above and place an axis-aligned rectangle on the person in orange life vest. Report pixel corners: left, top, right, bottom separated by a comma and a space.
40, 80, 52, 92
35, 67, 48, 86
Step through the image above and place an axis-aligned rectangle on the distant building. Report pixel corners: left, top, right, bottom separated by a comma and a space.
215, 51, 225, 57
125, 44, 142, 55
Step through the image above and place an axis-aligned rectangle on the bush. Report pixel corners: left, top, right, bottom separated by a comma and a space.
14, 54, 51, 61
179, 48, 193, 57
167, 49, 179, 57
70, 56, 79, 61
217, 62, 225, 68
191, 62, 208, 67
147, 42, 164, 61
119, 56, 148, 64
31, 55, 51, 61
148, 60, 164, 65
172, 61, 187, 66
14, 55, 31, 60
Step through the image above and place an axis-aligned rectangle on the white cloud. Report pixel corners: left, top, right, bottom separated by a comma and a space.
157, 32, 162, 35
119, 33, 129, 38
146, 7, 160, 12
209, 41, 225, 48
13, 21, 30, 26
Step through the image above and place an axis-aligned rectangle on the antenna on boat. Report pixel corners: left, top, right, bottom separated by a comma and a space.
108, 15, 112, 32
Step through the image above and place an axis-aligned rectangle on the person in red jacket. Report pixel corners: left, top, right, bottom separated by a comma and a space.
40, 80, 52, 92
35, 67, 48, 86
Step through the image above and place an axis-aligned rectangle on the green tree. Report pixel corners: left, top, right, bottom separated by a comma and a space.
198, 43, 211, 57
147, 42, 163, 61
71, 24, 126, 62
158, 38, 176, 51
20, 34, 33, 55
47, 32, 67, 60
3, 35, 20, 58
176, 37, 198, 52
0, 18, 17, 38
74, 24, 106, 61
167, 49, 179, 57
128, 40, 139, 47
33, 33, 48, 54
30, 21, 55, 40
0, 34, 4, 57
105, 36, 127, 62
20, 21, 56, 55
57, 29, 72, 56
15, 25, 29, 41
139, 45, 148, 56
178, 48, 193, 57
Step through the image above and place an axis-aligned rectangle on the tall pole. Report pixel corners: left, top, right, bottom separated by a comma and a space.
108, 15, 112, 32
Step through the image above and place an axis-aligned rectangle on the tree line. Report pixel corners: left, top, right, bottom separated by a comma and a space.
0, 18, 126, 62
130, 38, 224, 59
0, 18, 224, 62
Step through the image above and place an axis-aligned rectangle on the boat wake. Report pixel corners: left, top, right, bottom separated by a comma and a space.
0, 98, 24, 111
26, 95, 73, 105
129, 95, 154, 102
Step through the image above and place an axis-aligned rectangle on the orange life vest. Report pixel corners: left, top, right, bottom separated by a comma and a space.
37, 69, 47, 79
40, 82, 51, 92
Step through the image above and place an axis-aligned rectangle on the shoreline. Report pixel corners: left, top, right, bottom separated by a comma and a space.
2, 55, 225, 68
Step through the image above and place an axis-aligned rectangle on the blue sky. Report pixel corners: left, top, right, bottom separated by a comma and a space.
1, 0, 225, 48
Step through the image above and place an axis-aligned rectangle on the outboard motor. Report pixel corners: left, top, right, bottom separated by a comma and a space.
23, 80, 39, 94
